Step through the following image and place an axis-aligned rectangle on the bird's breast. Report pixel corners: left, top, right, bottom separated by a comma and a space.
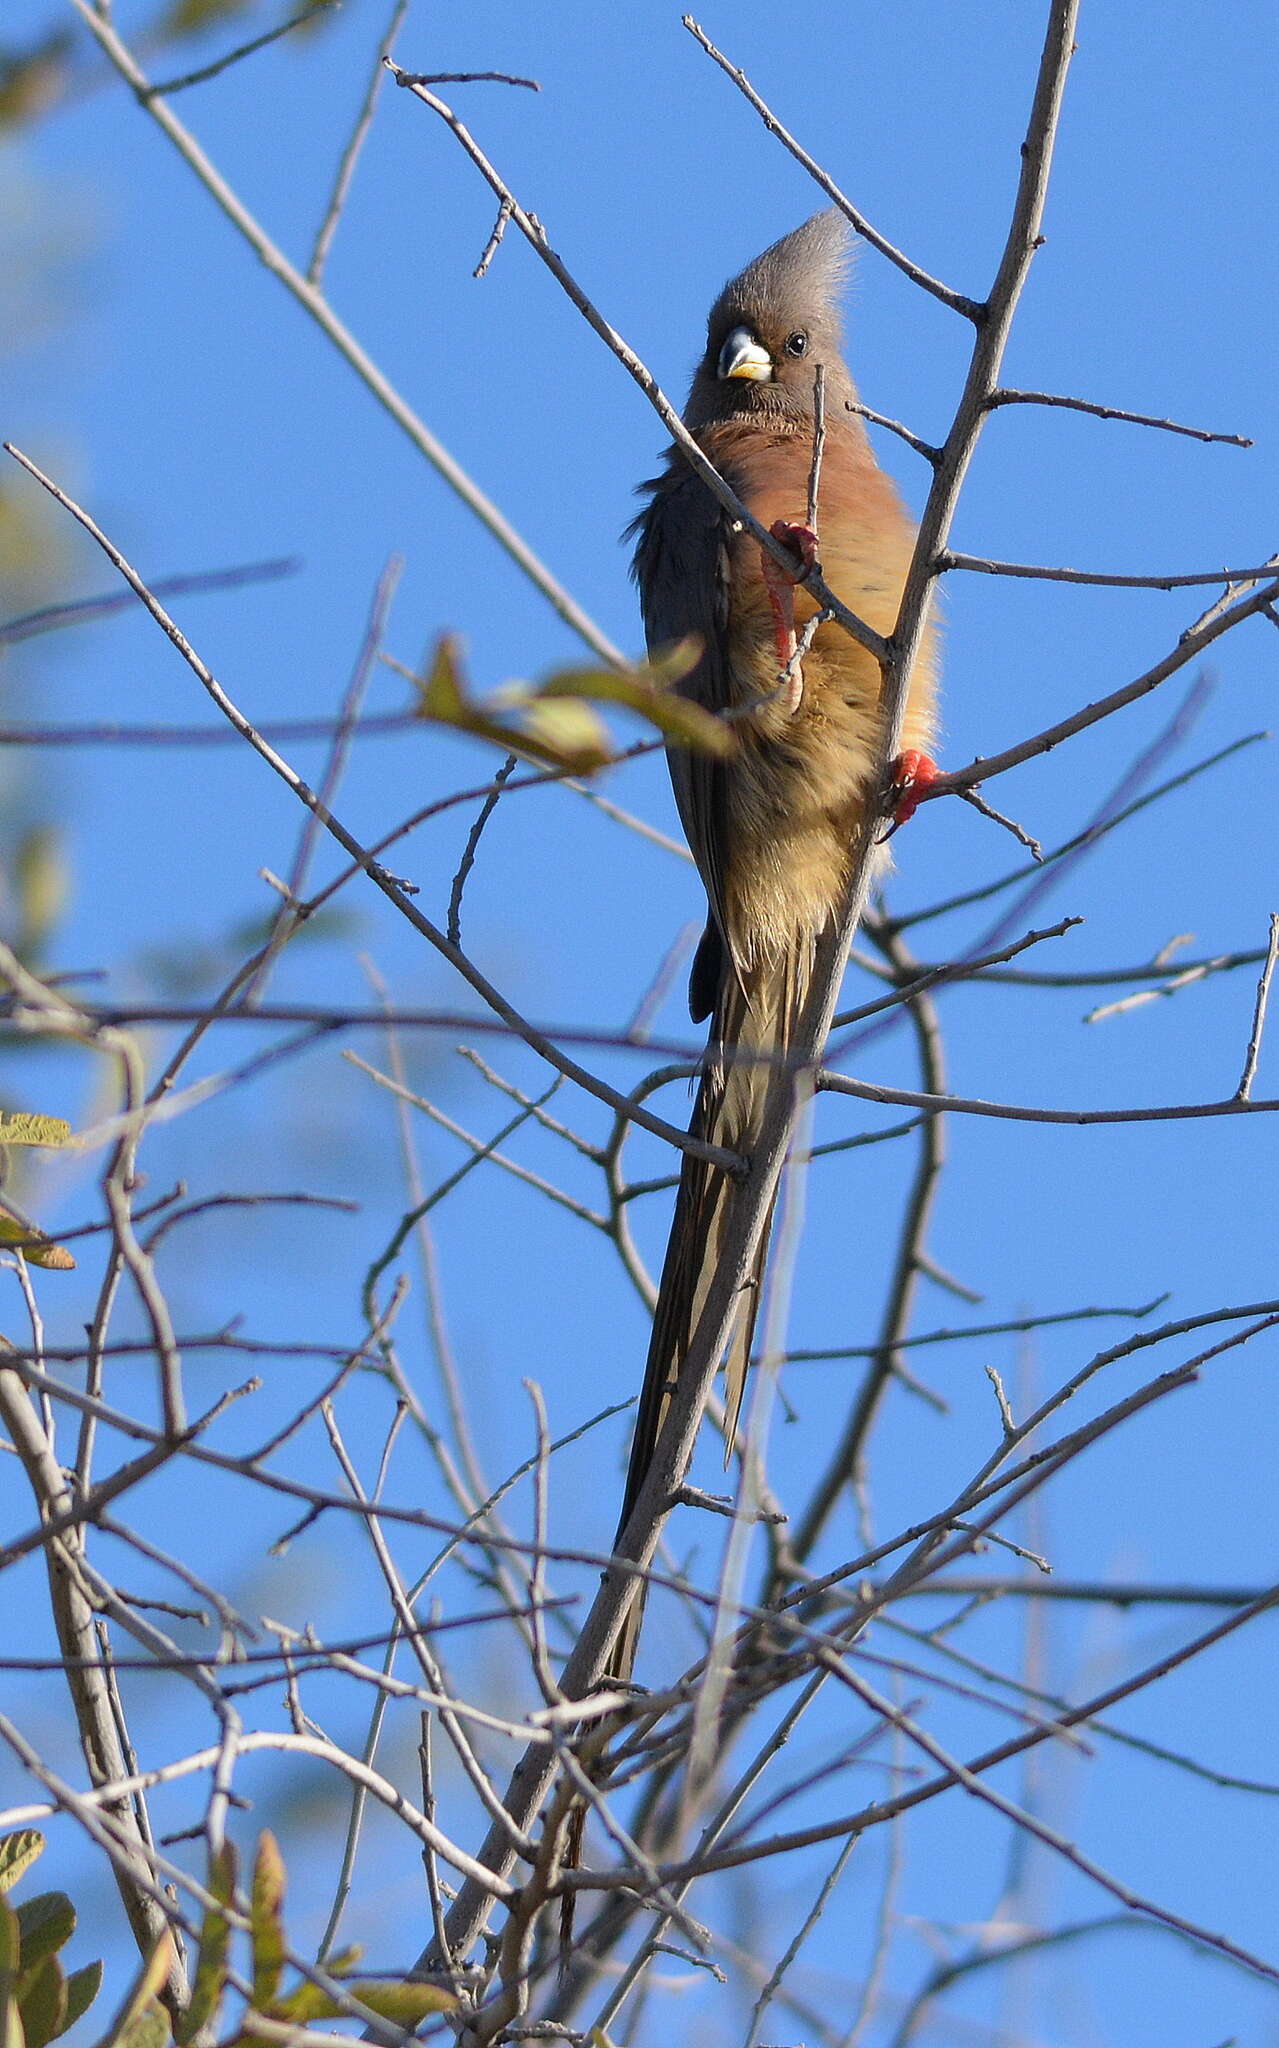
700, 423, 936, 962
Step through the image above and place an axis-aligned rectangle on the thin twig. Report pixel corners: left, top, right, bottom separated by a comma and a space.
448, 753, 518, 946
473, 198, 513, 278
67, 1, 625, 666
0, 557, 297, 644
681, 16, 980, 319
386, 63, 888, 663
938, 548, 1279, 589
918, 578, 1279, 807
143, 2, 338, 97
989, 385, 1252, 447
1235, 913, 1279, 1100
424, 2, 1088, 1974
308, 0, 409, 284
2, 441, 740, 1172
954, 783, 1043, 859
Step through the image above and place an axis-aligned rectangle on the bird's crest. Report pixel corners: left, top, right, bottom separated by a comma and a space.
715, 209, 852, 341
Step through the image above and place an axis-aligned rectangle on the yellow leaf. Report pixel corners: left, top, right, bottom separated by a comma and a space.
14, 829, 68, 960
417, 634, 467, 720
515, 697, 612, 773
249, 1835, 285, 2013
0, 1206, 75, 1272
90, 1931, 174, 2048
0, 1115, 74, 1149
0, 1835, 44, 1895
410, 634, 728, 773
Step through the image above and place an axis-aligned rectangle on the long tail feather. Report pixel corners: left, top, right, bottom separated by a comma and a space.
612, 939, 811, 1674
559, 943, 811, 1969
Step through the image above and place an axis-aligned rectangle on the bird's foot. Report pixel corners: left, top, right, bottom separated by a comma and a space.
759, 523, 820, 714
882, 749, 941, 837
768, 519, 820, 580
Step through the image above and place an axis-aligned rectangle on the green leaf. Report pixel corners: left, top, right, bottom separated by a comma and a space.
0, 1116, 73, 1149
410, 634, 727, 774
62, 1963, 102, 2034
514, 695, 612, 772
0, 1899, 25, 2048
0, 1900, 18, 1973
14, 829, 67, 960
15, 1896, 74, 1973
113, 2006, 168, 2048
17, 1956, 64, 2048
268, 1978, 455, 2026
343, 1980, 457, 2024
416, 634, 466, 722
1, 1984, 25, 2048
248, 1836, 285, 2014
321, 1945, 362, 1977
413, 636, 608, 772
90, 1932, 174, 2048
536, 641, 732, 757
156, 0, 253, 35
174, 1844, 233, 2046
0, 1840, 43, 1897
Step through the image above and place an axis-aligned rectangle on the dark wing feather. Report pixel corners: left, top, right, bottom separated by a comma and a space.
629, 461, 737, 1015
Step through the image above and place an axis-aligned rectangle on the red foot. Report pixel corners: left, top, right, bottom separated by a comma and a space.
759, 524, 821, 708
884, 749, 941, 833
768, 519, 820, 580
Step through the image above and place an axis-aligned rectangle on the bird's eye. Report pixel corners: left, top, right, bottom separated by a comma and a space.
783, 331, 809, 358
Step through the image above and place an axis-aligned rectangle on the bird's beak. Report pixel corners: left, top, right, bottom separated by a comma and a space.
717, 325, 773, 382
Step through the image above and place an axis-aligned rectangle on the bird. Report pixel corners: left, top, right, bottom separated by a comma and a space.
617, 207, 938, 1597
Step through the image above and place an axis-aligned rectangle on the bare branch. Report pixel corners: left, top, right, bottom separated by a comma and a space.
1235, 912, 1279, 1100
989, 384, 1252, 447
67, 1, 625, 665
681, 16, 980, 319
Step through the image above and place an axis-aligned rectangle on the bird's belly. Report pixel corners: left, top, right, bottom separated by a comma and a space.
721, 546, 932, 966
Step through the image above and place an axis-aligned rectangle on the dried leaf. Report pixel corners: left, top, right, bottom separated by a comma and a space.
0, 34, 71, 129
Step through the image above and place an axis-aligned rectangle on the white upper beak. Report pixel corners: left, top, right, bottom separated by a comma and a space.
717, 325, 773, 382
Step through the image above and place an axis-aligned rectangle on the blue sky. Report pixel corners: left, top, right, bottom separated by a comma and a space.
4, 4, 1279, 2043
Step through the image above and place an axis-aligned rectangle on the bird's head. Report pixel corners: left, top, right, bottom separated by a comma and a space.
686, 210, 856, 430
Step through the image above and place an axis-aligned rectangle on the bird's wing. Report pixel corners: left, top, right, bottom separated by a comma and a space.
630, 459, 737, 988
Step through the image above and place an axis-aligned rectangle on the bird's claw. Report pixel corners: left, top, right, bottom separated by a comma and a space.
759, 524, 821, 712
881, 749, 941, 839
767, 519, 820, 581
